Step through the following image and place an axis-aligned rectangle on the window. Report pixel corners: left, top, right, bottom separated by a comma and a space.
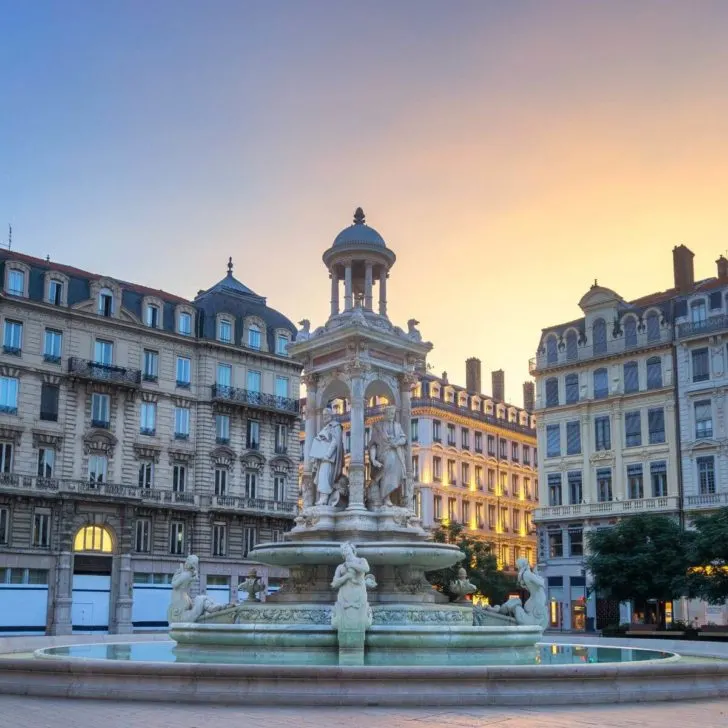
547, 473, 562, 506
178, 311, 192, 336
241, 527, 259, 558
646, 311, 660, 342
245, 471, 257, 498
593, 368, 608, 399
511, 473, 519, 496
140, 402, 156, 435
545, 378, 559, 406
651, 461, 667, 497
447, 497, 457, 522
145, 304, 159, 328
499, 438, 507, 458
275, 375, 288, 400
447, 459, 456, 484
432, 456, 442, 481
546, 336, 558, 364
569, 529, 583, 557
597, 468, 613, 502
94, 339, 113, 365
176, 356, 191, 387
214, 468, 227, 496
646, 357, 662, 389
0, 443, 12, 473
487, 434, 495, 455
568, 471, 582, 505
48, 279, 63, 306
648, 408, 665, 445
43, 329, 62, 362
566, 421, 581, 455
170, 521, 185, 554
248, 324, 261, 350
522, 444, 530, 465
524, 476, 531, 499
697, 456, 715, 495
91, 393, 110, 428
565, 330, 577, 360
98, 289, 113, 317
564, 374, 579, 404
488, 504, 496, 528
135, 519, 151, 552
691, 299, 707, 324
548, 529, 563, 558
461, 462, 470, 486
247, 370, 261, 393
274, 423, 288, 453
140, 349, 158, 381
434, 495, 442, 520
695, 400, 713, 439
411, 418, 419, 442
409, 454, 419, 481
475, 502, 484, 527
0, 507, 8, 544
37, 448, 55, 478
512, 509, 521, 533
447, 424, 456, 446
487, 468, 495, 490
624, 316, 637, 348
593, 318, 607, 354
216, 363, 232, 388
246, 419, 260, 449
462, 500, 471, 524
462, 428, 470, 450
499, 471, 508, 494
433, 420, 441, 442
173, 464, 186, 493
33, 512, 51, 547
213, 523, 227, 556
174, 407, 190, 438
218, 319, 232, 343
624, 361, 639, 394
595, 416, 611, 451
88, 454, 107, 484
627, 463, 644, 499
138, 461, 154, 488
546, 424, 560, 458
625, 411, 642, 447
216, 414, 230, 443
40, 383, 59, 421
474, 432, 482, 452
7, 269, 24, 296
692, 348, 710, 382
3, 320, 22, 354
273, 475, 286, 501
276, 334, 289, 355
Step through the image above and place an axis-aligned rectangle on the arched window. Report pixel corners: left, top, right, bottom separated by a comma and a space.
73, 525, 113, 553
98, 288, 114, 317
623, 361, 639, 393
593, 368, 609, 399
646, 356, 662, 389
565, 373, 579, 404
565, 331, 578, 361
623, 316, 637, 348
593, 318, 607, 355
545, 378, 559, 407
546, 335, 558, 364
646, 311, 660, 342
248, 323, 261, 350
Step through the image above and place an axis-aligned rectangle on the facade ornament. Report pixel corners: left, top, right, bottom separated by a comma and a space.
301, 371, 319, 389
238, 569, 266, 602
368, 405, 409, 508
309, 407, 345, 506
297, 319, 311, 341
406, 318, 422, 341
167, 555, 228, 623
481, 559, 548, 629
449, 567, 476, 603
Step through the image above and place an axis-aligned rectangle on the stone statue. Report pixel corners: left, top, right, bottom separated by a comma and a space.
487, 558, 548, 629
309, 407, 344, 506
238, 569, 266, 602
407, 318, 422, 342
331, 542, 377, 647
297, 319, 311, 341
449, 567, 476, 603
369, 405, 408, 507
167, 555, 226, 624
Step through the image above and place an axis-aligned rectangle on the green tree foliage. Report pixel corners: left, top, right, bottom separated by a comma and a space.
586, 514, 691, 606
429, 522, 514, 604
686, 507, 728, 605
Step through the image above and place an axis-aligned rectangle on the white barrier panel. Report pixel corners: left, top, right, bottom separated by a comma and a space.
0, 585, 48, 634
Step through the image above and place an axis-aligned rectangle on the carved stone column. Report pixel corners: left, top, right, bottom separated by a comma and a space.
344, 264, 353, 311
302, 373, 318, 507
330, 273, 339, 317
399, 371, 416, 510
52, 551, 73, 635
378, 270, 387, 315
348, 373, 366, 507
364, 263, 373, 310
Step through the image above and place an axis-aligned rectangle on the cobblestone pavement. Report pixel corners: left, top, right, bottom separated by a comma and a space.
0, 696, 727, 728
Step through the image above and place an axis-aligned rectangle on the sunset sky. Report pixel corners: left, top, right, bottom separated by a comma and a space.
3, 1, 728, 406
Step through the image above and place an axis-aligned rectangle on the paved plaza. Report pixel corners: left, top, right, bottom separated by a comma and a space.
0, 696, 727, 728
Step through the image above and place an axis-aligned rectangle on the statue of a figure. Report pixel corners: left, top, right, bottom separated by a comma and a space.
488, 558, 548, 629
297, 319, 311, 341
369, 405, 408, 507
449, 567, 477, 603
407, 318, 422, 342
331, 542, 377, 636
167, 555, 226, 624
309, 407, 344, 506
238, 569, 266, 602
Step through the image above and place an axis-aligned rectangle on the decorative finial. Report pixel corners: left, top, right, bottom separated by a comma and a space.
227, 257, 233, 275
593, 278, 598, 287
353, 207, 365, 225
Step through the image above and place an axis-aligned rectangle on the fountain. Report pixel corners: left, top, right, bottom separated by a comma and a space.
168, 208, 545, 660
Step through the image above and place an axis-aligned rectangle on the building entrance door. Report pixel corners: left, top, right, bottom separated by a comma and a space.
71, 525, 115, 634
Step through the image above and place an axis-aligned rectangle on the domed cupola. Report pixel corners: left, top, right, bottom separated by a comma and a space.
322, 208, 396, 318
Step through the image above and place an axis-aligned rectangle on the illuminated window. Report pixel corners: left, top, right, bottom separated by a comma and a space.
73, 525, 113, 553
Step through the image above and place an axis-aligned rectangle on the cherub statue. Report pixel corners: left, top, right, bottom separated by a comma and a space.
238, 569, 266, 602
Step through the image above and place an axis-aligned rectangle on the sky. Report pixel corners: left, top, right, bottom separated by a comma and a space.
3, 0, 728, 407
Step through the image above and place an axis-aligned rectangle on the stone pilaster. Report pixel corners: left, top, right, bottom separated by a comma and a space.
51, 551, 73, 635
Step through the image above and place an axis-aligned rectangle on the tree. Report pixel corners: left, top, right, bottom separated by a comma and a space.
586, 513, 691, 624
429, 522, 514, 604
686, 507, 728, 605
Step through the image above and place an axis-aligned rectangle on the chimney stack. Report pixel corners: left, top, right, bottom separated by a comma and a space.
492, 369, 505, 402
673, 245, 695, 293
523, 381, 535, 412
717, 255, 728, 280
465, 357, 482, 393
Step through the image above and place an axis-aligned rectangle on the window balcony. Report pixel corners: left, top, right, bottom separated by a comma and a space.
91, 418, 110, 429
211, 384, 299, 416
0, 404, 17, 415
174, 432, 190, 440
139, 427, 156, 437
2, 346, 21, 356
176, 380, 191, 389
216, 436, 230, 445
69, 357, 141, 388
40, 410, 58, 422
211, 495, 296, 518
43, 354, 61, 364
678, 314, 728, 340
247, 440, 260, 451
274, 445, 288, 455
683, 492, 728, 511
535, 495, 680, 522
142, 373, 159, 383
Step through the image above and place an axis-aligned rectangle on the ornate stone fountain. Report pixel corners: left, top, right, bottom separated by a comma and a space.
169, 210, 545, 658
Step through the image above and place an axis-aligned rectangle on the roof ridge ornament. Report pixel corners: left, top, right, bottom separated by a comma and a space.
353, 207, 365, 225
227, 257, 234, 276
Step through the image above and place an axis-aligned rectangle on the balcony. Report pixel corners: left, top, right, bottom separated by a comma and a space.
211, 496, 296, 518
69, 358, 141, 388
678, 314, 728, 340
211, 385, 299, 416
411, 398, 535, 436
684, 492, 728, 511
534, 495, 680, 522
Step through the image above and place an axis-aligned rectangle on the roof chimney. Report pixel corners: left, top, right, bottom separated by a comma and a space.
523, 381, 535, 412
491, 369, 505, 402
465, 357, 481, 393
717, 255, 728, 280
673, 245, 695, 293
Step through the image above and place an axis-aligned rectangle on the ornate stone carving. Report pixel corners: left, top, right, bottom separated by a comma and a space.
209, 445, 235, 467
167, 555, 229, 624
331, 543, 377, 648
309, 407, 345, 506
83, 428, 117, 457
241, 451, 265, 472
406, 318, 422, 342
237, 569, 266, 602
32, 430, 63, 449
296, 319, 311, 341
449, 567, 476, 603
277, 566, 319, 594
480, 559, 547, 629
168, 449, 195, 465
368, 405, 409, 508
0, 424, 23, 445
393, 566, 432, 595
132, 443, 161, 463
372, 607, 471, 626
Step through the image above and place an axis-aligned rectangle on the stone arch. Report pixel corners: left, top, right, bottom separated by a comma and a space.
363, 373, 400, 408
72, 521, 117, 554
317, 376, 351, 412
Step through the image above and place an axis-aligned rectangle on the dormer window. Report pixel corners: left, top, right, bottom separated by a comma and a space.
248, 323, 261, 350
218, 319, 232, 344
178, 311, 192, 336
98, 289, 113, 317
7, 270, 24, 297
146, 304, 159, 328
49, 280, 63, 306
276, 334, 289, 355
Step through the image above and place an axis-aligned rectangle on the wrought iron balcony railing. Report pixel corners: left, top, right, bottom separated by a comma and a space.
677, 314, 728, 339
211, 384, 299, 415
69, 357, 141, 387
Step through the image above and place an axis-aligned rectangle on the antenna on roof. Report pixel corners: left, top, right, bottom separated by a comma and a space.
7, 225, 11, 249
